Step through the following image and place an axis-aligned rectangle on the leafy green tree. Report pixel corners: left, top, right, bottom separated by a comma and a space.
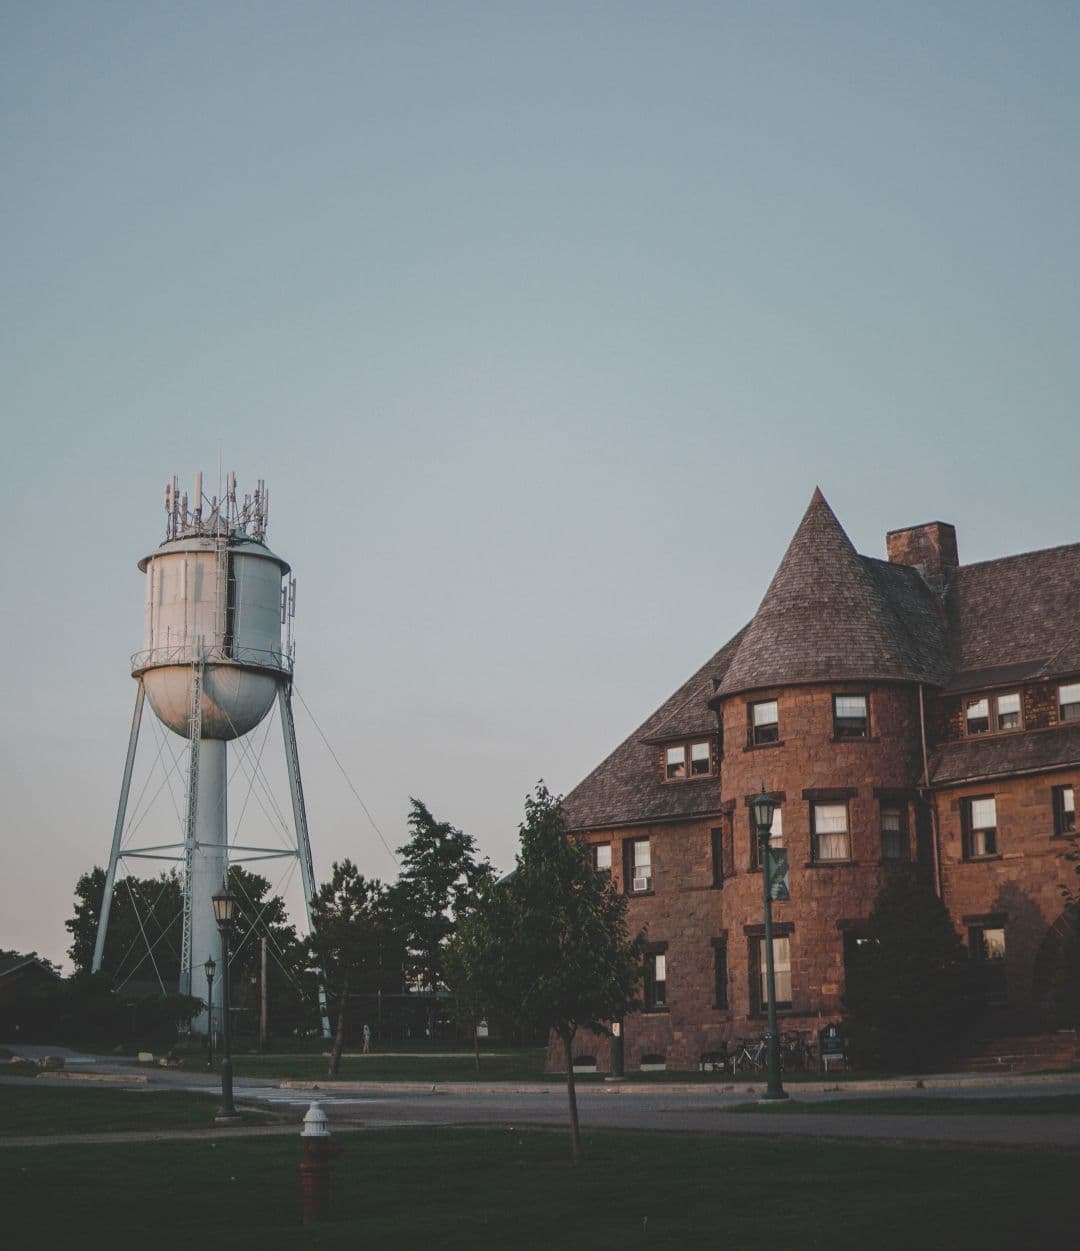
308, 860, 401, 1075
443, 864, 498, 1071
845, 868, 973, 1072
391, 799, 489, 1040
458, 784, 644, 1162
67, 867, 183, 986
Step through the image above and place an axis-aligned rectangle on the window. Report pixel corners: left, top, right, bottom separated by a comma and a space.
1053, 785, 1075, 836
1060, 683, 1080, 722
754, 936, 791, 1010
966, 692, 1021, 735
833, 694, 869, 739
812, 802, 850, 862
664, 739, 713, 780
712, 938, 728, 1008
880, 802, 907, 860
710, 826, 724, 887
750, 699, 779, 745
969, 924, 1007, 1008
963, 796, 997, 858
750, 804, 783, 869
644, 951, 667, 1010
592, 843, 612, 877
626, 838, 652, 893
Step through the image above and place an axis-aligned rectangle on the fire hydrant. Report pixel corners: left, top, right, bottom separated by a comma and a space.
299, 1100, 343, 1224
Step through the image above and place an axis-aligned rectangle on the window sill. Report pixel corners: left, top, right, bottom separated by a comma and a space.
661, 774, 718, 784
963, 853, 1002, 864
804, 860, 855, 869
641, 1007, 669, 1016
748, 1007, 794, 1019
626, 889, 655, 899
744, 740, 785, 751
830, 735, 879, 744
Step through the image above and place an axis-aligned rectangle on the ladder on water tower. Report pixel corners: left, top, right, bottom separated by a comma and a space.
179, 653, 203, 998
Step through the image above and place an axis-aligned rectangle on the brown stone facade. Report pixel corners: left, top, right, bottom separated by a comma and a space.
556, 493, 1080, 1073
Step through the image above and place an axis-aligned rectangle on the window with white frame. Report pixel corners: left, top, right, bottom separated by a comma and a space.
1060, 683, 1080, 722
880, 802, 907, 860
833, 694, 869, 739
812, 802, 850, 862
755, 935, 791, 1010
1053, 785, 1075, 836
750, 700, 779, 745
644, 951, 667, 1010
592, 843, 612, 877
664, 739, 713, 780
750, 804, 783, 869
964, 796, 997, 858
626, 838, 652, 893
966, 692, 1021, 735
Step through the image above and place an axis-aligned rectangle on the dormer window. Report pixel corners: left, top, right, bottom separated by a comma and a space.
1059, 683, 1080, 722
664, 739, 714, 780
966, 693, 1021, 735
750, 700, 779, 746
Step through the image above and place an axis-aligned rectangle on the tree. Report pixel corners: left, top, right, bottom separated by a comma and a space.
458, 783, 644, 1162
443, 865, 497, 1071
67, 867, 184, 986
308, 860, 400, 1076
391, 799, 489, 1040
845, 868, 973, 1072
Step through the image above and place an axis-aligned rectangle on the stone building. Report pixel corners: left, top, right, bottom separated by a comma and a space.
561, 489, 1079, 1070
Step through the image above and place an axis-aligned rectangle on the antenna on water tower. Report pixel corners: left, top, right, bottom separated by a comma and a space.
93, 470, 330, 1037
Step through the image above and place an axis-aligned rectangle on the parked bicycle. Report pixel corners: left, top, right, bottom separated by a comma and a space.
729, 1036, 767, 1073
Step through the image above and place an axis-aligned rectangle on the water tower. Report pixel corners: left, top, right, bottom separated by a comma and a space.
94, 472, 324, 1033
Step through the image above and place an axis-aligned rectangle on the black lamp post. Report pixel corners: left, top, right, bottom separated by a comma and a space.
204, 955, 216, 1071
751, 785, 788, 1101
211, 884, 241, 1122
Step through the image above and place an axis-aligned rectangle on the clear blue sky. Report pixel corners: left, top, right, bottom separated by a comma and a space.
3, 2, 1078, 966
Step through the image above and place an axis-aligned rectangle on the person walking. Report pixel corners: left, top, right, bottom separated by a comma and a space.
362, 1023, 371, 1054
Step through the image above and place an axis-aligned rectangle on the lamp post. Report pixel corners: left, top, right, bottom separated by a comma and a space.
751, 785, 788, 1101
204, 955, 216, 1071
211, 884, 241, 1122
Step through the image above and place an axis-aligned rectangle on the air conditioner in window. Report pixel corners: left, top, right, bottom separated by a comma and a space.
632, 876, 651, 893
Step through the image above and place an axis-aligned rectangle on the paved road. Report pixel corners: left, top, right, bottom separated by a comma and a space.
8, 1054, 1080, 1149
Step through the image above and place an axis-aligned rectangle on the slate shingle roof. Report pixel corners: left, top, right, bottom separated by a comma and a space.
562, 489, 1080, 829
714, 489, 951, 696
561, 630, 744, 831
929, 723, 1080, 787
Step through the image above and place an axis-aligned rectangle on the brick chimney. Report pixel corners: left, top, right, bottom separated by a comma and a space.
886, 521, 958, 588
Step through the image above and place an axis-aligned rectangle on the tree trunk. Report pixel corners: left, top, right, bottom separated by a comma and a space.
328, 971, 348, 1077
561, 1028, 582, 1164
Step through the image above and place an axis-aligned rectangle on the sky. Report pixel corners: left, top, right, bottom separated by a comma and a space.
2, 2, 1079, 968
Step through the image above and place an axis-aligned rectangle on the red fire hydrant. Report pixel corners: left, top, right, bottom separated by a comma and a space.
299, 1100, 343, 1224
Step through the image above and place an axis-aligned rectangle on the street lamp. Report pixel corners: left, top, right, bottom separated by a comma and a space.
211, 883, 241, 1122
751, 785, 788, 1101
204, 955, 216, 1071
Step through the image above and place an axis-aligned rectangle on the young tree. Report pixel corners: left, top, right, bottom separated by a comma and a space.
460, 784, 644, 1163
443, 865, 497, 1071
391, 799, 489, 1040
308, 860, 400, 1075
845, 868, 973, 1072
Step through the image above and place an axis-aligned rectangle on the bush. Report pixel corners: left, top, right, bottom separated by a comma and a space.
846, 869, 974, 1072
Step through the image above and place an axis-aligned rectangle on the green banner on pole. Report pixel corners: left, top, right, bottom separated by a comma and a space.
767, 847, 790, 901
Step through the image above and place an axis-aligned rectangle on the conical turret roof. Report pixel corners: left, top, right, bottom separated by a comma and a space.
714, 488, 950, 697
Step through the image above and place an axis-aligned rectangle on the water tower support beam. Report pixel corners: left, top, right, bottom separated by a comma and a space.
93, 681, 146, 975
278, 683, 331, 1037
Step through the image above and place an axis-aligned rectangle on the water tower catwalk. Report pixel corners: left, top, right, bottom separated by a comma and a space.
94, 472, 324, 1033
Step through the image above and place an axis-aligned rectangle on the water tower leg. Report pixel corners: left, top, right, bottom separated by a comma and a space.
93, 682, 145, 975
278, 684, 332, 1038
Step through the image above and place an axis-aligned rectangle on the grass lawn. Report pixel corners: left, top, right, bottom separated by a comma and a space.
228, 1048, 553, 1083
723, 1093, 1080, 1116
2, 1127, 1076, 1250
0, 1084, 279, 1135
